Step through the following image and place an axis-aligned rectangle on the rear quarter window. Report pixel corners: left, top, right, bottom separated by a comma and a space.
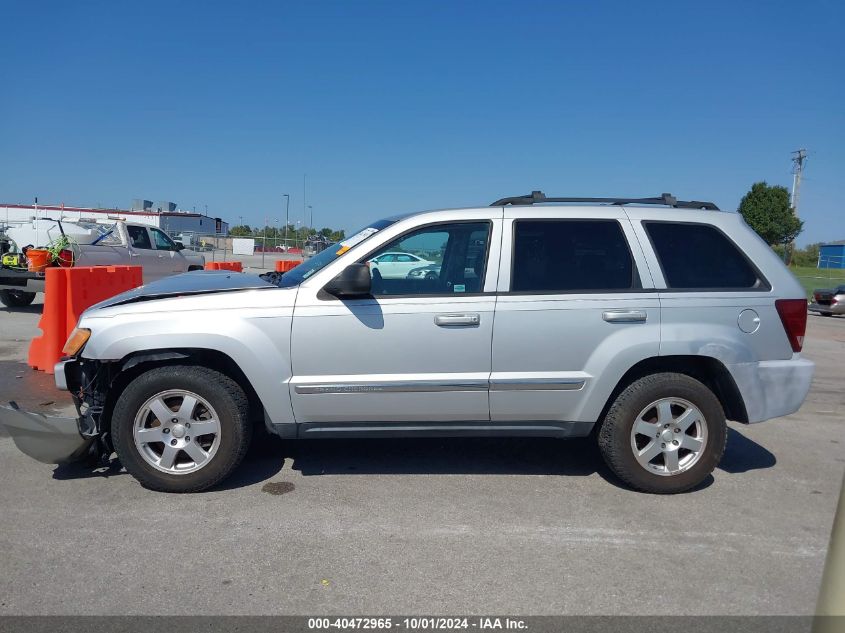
644, 221, 767, 290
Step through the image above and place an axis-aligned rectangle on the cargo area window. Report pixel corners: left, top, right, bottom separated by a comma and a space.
645, 222, 765, 290
511, 220, 637, 292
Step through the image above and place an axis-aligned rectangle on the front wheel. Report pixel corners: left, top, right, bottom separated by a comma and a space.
597, 372, 727, 494
112, 366, 252, 492
0, 289, 36, 307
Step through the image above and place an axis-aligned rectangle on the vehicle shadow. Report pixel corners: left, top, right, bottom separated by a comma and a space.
0, 303, 43, 315
719, 426, 777, 473
285, 436, 603, 477
52, 457, 127, 481
49, 424, 776, 491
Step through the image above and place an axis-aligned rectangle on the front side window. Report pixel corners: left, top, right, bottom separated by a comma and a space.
365, 222, 491, 296
511, 220, 636, 292
127, 225, 152, 250
645, 222, 764, 289
150, 228, 177, 251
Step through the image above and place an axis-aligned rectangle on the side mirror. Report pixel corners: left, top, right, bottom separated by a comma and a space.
175, 243, 185, 251
324, 263, 371, 298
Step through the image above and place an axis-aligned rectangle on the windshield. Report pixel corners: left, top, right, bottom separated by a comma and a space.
276, 219, 396, 288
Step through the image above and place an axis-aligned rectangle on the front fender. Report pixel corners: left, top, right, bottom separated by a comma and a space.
79, 303, 295, 426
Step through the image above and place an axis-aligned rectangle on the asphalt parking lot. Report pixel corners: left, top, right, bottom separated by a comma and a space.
0, 300, 843, 616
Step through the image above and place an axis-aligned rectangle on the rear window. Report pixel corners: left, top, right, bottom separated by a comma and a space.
645, 222, 764, 290
511, 220, 637, 292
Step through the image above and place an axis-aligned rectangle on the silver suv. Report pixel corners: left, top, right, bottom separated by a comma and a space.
0, 192, 814, 494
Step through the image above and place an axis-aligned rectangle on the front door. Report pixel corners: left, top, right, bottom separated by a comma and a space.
290, 217, 501, 425
149, 227, 188, 273
126, 225, 171, 282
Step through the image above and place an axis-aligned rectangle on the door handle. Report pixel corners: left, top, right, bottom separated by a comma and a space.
602, 310, 647, 323
435, 313, 480, 327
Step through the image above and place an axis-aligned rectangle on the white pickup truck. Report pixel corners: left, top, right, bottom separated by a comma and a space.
0, 219, 205, 307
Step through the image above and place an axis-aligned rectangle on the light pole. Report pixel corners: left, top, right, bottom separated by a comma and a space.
282, 194, 290, 252
261, 216, 268, 270
307, 205, 313, 232
274, 217, 280, 252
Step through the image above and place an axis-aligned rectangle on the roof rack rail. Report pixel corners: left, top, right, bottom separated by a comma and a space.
490, 191, 719, 211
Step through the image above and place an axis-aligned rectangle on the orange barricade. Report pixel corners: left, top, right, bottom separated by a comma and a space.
274, 259, 303, 273
204, 262, 243, 272
28, 266, 143, 373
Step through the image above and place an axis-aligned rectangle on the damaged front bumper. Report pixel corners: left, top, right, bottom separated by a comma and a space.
0, 357, 107, 465
0, 402, 94, 464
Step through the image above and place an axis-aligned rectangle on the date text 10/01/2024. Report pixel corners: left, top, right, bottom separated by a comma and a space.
307, 617, 528, 630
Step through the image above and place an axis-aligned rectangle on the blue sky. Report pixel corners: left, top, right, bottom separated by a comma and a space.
1, 0, 843, 245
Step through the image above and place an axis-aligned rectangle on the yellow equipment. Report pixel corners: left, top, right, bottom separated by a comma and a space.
2, 253, 21, 267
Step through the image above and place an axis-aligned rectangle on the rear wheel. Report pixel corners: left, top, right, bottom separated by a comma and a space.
821, 312, 833, 317
112, 366, 252, 492
598, 372, 727, 494
0, 289, 36, 307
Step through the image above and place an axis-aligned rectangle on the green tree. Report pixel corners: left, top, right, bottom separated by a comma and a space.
792, 242, 821, 267
737, 182, 803, 246
229, 224, 253, 236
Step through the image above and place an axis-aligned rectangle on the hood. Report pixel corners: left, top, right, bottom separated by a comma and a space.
89, 270, 279, 310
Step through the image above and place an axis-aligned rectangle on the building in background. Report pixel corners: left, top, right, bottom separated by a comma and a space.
0, 200, 229, 237
819, 241, 845, 269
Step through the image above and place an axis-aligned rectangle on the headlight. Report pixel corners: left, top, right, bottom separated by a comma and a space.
62, 328, 91, 356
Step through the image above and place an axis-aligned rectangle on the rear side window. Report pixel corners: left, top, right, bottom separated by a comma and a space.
511, 220, 637, 292
127, 225, 152, 250
645, 222, 764, 290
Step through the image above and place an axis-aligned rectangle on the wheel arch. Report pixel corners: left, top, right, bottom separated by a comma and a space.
101, 348, 270, 434
598, 355, 749, 426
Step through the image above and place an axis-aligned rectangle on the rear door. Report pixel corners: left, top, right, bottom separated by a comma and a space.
490, 208, 660, 424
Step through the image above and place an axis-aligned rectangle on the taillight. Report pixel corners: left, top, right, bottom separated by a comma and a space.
775, 299, 808, 353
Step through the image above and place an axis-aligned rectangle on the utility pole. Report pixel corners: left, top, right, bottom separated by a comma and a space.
791, 149, 808, 214
303, 173, 306, 223
262, 215, 268, 270
788, 149, 808, 260
283, 194, 290, 251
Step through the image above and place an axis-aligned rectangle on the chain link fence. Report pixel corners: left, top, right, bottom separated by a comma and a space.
167, 231, 325, 271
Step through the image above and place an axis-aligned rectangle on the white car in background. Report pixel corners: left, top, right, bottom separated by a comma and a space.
368, 251, 434, 279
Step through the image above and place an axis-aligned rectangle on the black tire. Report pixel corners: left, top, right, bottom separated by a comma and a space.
112, 365, 252, 492
597, 372, 727, 494
821, 312, 833, 317
0, 289, 36, 307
